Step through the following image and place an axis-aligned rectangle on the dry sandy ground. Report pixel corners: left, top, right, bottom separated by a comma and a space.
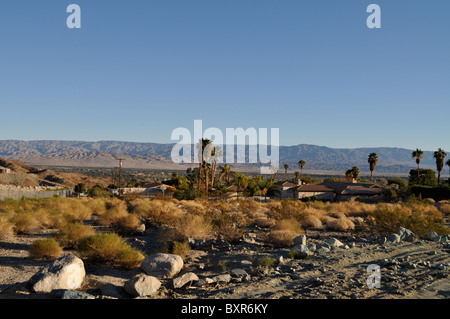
0, 226, 449, 300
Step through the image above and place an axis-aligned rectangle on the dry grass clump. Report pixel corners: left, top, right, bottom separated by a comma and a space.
98, 199, 143, 234
370, 202, 449, 237
167, 214, 212, 242
300, 214, 324, 229
11, 212, 41, 235
324, 202, 377, 217
439, 204, 450, 216
78, 232, 145, 269
0, 214, 14, 240
265, 217, 303, 247
132, 199, 184, 226
322, 213, 355, 231
56, 222, 97, 249
29, 238, 62, 260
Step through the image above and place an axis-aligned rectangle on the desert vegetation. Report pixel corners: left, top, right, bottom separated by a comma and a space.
0, 195, 448, 269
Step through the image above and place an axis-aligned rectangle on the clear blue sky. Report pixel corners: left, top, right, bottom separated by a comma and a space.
0, 0, 449, 151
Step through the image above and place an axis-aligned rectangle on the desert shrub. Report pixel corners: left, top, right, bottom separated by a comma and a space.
168, 214, 212, 241
300, 214, 323, 229
11, 212, 41, 234
56, 222, 96, 249
170, 240, 191, 259
0, 215, 14, 240
133, 199, 184, 227
209, 211, 245, 243
322, 213, 355, 231
265, 217, 303, 247
97, 200, 129, 227
255, 255, 276, 268
113, 214, 143, 234
78, 233, 145, 269
371, 203, 449, 237
29, 238, 62, 260
84, 198, 107, 216
439, 204, 450, 216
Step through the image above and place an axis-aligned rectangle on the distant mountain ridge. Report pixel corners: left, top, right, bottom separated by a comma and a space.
0, 140, 438, 175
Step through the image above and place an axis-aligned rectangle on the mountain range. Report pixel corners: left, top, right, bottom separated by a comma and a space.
0, 140, 439, 176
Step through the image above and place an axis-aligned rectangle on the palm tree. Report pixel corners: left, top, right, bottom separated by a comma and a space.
283, 164, 289, 181
367, 152, 379, 182
433, 148, 447, 184
412, 148, 424, 183
210, 146, 222, 190
294, 171, 300, 183
219, 164, 232, 185
196, 138, 212, 194
298, 160, 306, 177
446, 159, 450, 176
346, 166, 360, 181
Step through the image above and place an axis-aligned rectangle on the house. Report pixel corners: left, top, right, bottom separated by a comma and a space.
290, 181, 384, 202
0, 166, 11, 174
112, 183, 175, 197
275, 180, 302, 199
290, 183, 336, 201
225, 185, 246, 199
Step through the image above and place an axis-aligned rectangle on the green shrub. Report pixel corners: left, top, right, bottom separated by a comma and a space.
78, 233, 145, 269
30, 238, 62, 260
57, 222, 96, 249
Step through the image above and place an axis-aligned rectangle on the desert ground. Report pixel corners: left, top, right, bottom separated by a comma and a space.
0, 201, 449, 300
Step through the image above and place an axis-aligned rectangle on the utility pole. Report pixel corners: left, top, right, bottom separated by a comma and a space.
118, 158, 124, 196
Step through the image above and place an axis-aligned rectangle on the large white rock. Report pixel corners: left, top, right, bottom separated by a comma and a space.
29, 255, 86, 293
140, 253, 183, 278
124, 274, 161, 297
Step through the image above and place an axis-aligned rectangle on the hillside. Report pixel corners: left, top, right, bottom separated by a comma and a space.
0, 140, 439, 175
0, 157, 110, 188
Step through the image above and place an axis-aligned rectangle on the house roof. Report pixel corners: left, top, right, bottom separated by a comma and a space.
292, 181, 383, 196
292, 184, 335, 193
275, 181, 298, 188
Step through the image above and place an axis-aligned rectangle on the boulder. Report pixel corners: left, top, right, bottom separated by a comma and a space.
293, 235, 307, 246
172, 272, 199, 289
292, 245, 312, 259
324, 238, 344, 248
212, 274, 232, 283
398, 227, 415, 242
29, 255, 86, 293
387, 234, 401, 244
427, 231, 440, 242
124, 274, 161, 297
141, 253, 183, 278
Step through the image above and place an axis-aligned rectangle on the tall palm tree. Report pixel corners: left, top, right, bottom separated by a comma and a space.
367, 152, 379, 182
283, 164, 289, 181
210, 146, 223, 190
298, 160, 306, 177
412, 148, 424, 183
294, 171, 300, 183
446, 159, 450, 176
219, 164, 232, 185
433, 148, 447, 184
196, 138, 212, 194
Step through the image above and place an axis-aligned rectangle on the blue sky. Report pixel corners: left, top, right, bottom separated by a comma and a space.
0, 0, 449, 151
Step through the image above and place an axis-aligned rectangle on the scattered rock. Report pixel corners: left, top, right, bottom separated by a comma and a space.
398, 227, 415, 242
293, 235, 307, 246
427, 231, 440, 242
173, 272, 199, 289
324, 238, 344, 248
123, 274, 161, 297
29, 255, 86, 293
141, 253, 184, 278
196, 277, 214, 286
212, 274, 232, 283
292, 245, 313, 259
387, 234, 401, 244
